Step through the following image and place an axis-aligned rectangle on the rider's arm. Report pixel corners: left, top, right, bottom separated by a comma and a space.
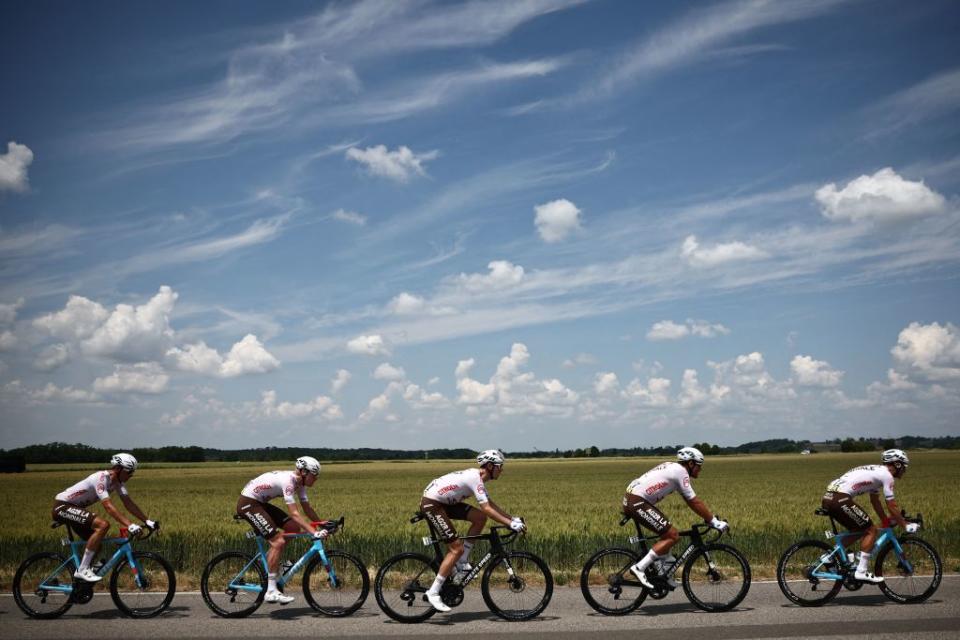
884, 497, 908, 528
685, 496, 714, 522
478, 499, 514, 527
100, 498, 133, 528
119, 493, 150, 523
285, 502, 318, 535
299, 499, 321, 523
869, 492, 887, 522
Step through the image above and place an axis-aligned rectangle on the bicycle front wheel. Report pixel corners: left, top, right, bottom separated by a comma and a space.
373, 552, 438, 623
876, 537, 942, 604
481, 551, 553, 621
681, 543, 750, 612
303, 550, 370, 616
200, 551, 266, 618
580, 547, 646, 615
776, 539, 842, 607
12, 552, 75, 619
110, 551, 176, 617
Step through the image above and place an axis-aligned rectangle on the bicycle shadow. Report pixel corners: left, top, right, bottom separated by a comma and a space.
83, 605, 190, 619
419, 611, 560, 625
268, 606, 379, 620
584, 602, 754, 617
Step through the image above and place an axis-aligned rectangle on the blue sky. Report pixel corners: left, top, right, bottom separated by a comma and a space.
1, 0, 959, 450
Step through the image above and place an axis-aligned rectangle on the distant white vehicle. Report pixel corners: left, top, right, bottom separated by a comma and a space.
801, 449, 811, 455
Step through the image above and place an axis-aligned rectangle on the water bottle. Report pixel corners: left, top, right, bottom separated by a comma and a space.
660, 554, 678, 576
91, 559, 105, 574
847, 552, 856, 566
282, 560, 293, 575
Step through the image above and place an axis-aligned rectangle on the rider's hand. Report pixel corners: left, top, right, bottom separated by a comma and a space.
145, 519, 158, 531
905, 522, 920, 534
313, 529, 329, 540
509, 517, 526, 533
709, 517, 729, 532
126, 523, 142, 536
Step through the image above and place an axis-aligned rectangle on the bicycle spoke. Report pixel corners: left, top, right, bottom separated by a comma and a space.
481, 551, 553, 621
682, 544, 750, 612
776, 539, 842, 607
877, 538, 942, 604
13, 553, 75, 619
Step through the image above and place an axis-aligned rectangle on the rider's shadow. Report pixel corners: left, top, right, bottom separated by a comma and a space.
85, 605, 190, 620
268, 606, 379, 620
421, 611, 560, 625
634, 602, 754, 616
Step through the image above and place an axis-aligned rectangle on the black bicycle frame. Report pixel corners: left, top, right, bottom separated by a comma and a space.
411, 511, 516, 587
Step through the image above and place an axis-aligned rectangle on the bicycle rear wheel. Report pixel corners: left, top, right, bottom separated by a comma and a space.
303, 550, 370, 616
580, 547, 646, 615
110, 551, 176, 617
776, 539, 842, 607
12, 552, 75, 619
681, 543, 751, 612
373, 552, 438, 623
200, 551, 266, 618
481, 551, 553, 621
876, 537, 942, 604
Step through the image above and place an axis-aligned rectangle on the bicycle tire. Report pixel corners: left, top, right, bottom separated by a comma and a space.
12, 552, 75, 619
876, 537, 942, 604
110, 551, 176, 618
580, 547, 646, 615
776, 539, 842, 607
200, 551, 266, 618
681, 542, 751, 612
373, 552, 439, 623
302, 549, 370, 617
481, 550, 553, 621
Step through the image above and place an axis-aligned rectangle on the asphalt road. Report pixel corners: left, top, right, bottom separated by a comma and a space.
2, 578, 958, 640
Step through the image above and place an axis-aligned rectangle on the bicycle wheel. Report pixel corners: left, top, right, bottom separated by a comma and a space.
201, 551, 266, 618
303, 550, 370, 616
580, 547, 646, 615
481, 550, 553, 621
876, 537, 942, 604
373, 552, 438, 623
776, 539, 842, 607
110, 551, 176, 617
12, 552, 75, 619
681, 543, 751, 612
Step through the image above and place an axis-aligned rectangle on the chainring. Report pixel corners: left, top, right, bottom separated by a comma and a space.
441, 583, 464, 607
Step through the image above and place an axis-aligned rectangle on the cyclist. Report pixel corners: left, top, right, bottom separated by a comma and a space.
419, 449, 525, 612
822, 449, 916, 584
51, 453, 156, 582
237, 456, 327, 605
623, 447, 728, 589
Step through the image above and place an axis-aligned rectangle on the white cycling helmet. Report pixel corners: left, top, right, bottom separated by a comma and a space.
882, 449, 909, 466
295, 456, 321, 476
677, 447, 704, 465
477, 449, 505, 467
111, 453, 138, 472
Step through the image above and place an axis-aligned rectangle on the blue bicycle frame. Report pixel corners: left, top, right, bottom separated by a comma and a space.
41, 534, 145, 596
229, 530, 340, 595
810, 526, 907, 582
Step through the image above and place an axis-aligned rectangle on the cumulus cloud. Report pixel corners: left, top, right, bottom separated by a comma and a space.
346, 334, 391, 356
709, 351, 796, 402
0, 298, 24, 325
791, 355, 844, 387
345, 144, 438, 182
0, 141, 34, 193
891, 321, 960, 380
623, 377, 671, 406
456, 260, 525, 292
82, 286, 178, 361
677, 369, 709, 408
331, 369, 351, 394
373, 362, 406, 381
34, 295, 110, 341
0, 330, 16, 351
167, 334, 280, 378
332, 209, 367, 225
816, 167, 946, 223
3, 380, 100, 405
260, 389, 342, 420
34, 343, 70, 371
402, 382, 449, 410
388, 292, 426, 315
562, 352, 598, 368
94, 362, 169, 394
647, 318, 730, 341
681, 235, 767, 267
594, 371, 620, 395
534, 198, 582, 243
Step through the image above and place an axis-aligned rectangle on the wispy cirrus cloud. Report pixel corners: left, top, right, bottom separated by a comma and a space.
865, 67, 960, 138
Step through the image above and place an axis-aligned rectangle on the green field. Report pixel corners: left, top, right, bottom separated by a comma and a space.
1, 451, 957, 589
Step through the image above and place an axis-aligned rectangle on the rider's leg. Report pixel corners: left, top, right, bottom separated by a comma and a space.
856, 524, 879, 573
266, 533, 286, 592
459, 509, 487, 568
633, 526, 679, 575
437, 538, 464, 581
80, 517, 110, 570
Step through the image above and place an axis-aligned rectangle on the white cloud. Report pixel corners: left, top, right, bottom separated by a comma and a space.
332, 209, 367, 225
82, 286, 178, 361
331, 369, 351, 394
167, 334, 280, 378
388, 292, 426, 315
34, 343, 70, 371
260, 389, 342, 420
815, 168, 946, 223
867, 67, 960, 135
373, 362, 406, 381
562, 352, 598, 368
0, 141, 34, 193
594, 371, 620, 395
534, 198, 582, 243
34, 295, 110, 341
681, 235, 767, 267
647, 318, 730, 340
891, 321, 960, 380
791, 355, 844, 387
402, 382, 449, 409
0, 298, 24, 325
456, 260, 525, 293
345, 145, 438, 182
4, 380, 100, 405
346, 334, 391, 356
623, 377, 672, 407
0, 330, 15, 351
677, 369, 709, 408
94, 362, 169, 394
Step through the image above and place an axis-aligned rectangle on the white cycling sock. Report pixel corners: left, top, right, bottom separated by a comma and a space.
632, 549, 660, 572
268, 573, 277, 592
79, 549, 96, 571
459, 541, 475, 567
857, 551, 871, 573
427, 574, 446, 596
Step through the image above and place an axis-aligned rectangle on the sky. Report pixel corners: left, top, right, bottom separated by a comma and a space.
1, 0, 959, 451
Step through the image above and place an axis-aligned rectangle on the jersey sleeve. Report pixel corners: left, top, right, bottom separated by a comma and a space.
118, 482, 129, 497
282, 475, 298, 504
298, 484, 309, 502
95, 472, 111, 501
471, 472, 489, 504
882, 476, 895, 500
676, 468, 697, 501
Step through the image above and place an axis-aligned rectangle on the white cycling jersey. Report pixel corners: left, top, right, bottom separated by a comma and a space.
423, 468, 489, 505
55, 470, 128, 507
827, 465, 895, 500
241, 471, 308, 505
626, 461, 696, 505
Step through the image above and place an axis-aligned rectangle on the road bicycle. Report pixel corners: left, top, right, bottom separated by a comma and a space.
777, 507, 941, 606
581, 513, 751, 614
373, 512, 553, 623
13, 521, 174, 619
200, 515, 369, 618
